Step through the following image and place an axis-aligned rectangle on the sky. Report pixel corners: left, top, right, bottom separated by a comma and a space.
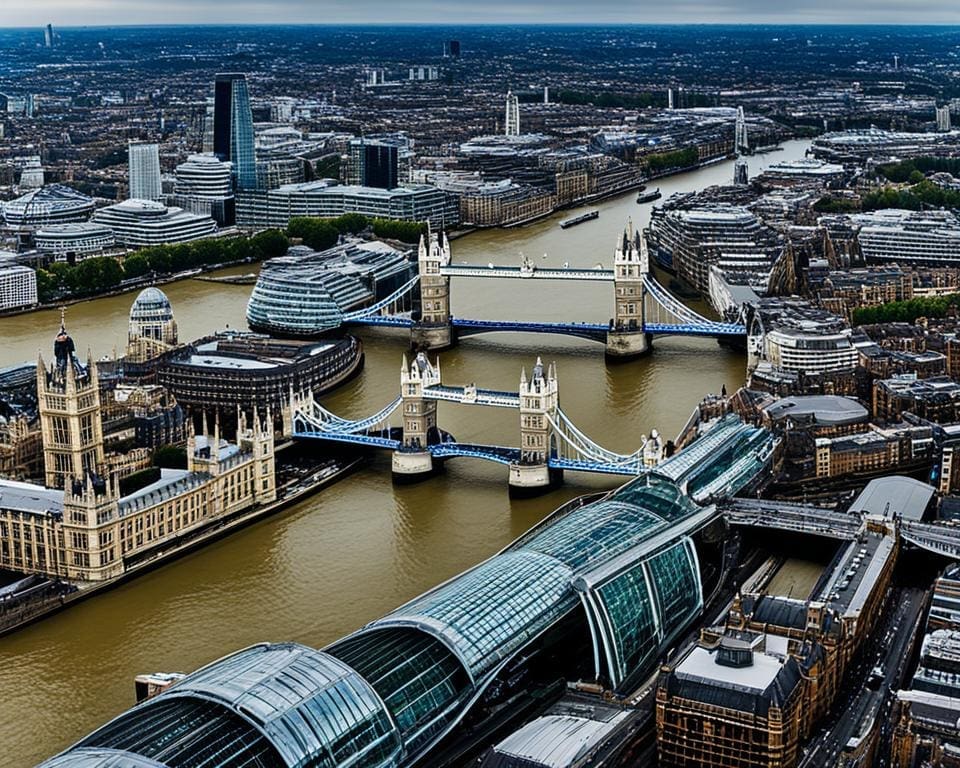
5, 0, 960, 28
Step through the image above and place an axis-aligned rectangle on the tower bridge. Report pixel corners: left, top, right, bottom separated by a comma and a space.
343, 222, 746, 359
291, 352, 775, 497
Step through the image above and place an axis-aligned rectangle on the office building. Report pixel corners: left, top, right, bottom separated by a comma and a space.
172, 153, 235, 226
936, 105, 952, 133
213, 73, 257, 190
853, 210, 960, 267
349, 138, 399, 190
127, 142, 162, 202
236, 180, 459, 230
43, 24, 53, 48
2, 185, 95, 229
246, 240, 415, 336
158, 333, 364, 422
505, 90, 520, 137
34, 223, 115, 261
0, 258, 37, 312
444, 39, 461, 57
91, 200, 216, 247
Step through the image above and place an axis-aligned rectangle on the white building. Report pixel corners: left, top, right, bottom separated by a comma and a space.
937, 105, 952, 133
34, 222, 116, 261
504, 91, 520, 137
91, 200, 216, 247
0, 256, 37, 311
128, 141, 162, 202
854, 209, 960, 266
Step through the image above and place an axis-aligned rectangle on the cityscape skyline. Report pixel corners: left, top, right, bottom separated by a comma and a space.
6, 2, 960, 27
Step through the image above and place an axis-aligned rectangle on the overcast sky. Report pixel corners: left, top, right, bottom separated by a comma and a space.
6, 0, 960, 28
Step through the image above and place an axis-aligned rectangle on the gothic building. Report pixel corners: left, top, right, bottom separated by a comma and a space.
0, 318, 276, 582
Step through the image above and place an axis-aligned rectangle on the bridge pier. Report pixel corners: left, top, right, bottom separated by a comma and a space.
411, 322, 456, 352
508, 463, 563, 498
605, 327, 651, 360
391, 449, 438, 483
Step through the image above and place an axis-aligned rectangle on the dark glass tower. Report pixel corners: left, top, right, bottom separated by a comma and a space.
213, 73, 257, 191
363, 144, 398, 189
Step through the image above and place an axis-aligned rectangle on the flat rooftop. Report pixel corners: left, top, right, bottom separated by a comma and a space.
848, 476, 935, 521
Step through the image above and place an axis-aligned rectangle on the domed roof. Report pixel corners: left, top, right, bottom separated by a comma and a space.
132, 287, 170, 310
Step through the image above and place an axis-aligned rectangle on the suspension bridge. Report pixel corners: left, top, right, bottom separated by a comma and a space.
341, 221, 746, 359
291, 350, 776, 497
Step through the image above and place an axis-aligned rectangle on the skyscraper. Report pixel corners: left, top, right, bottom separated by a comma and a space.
504, 91, 520, 137
43, 24, 54, 48
937, 105, 952, 133
444, 40, 460, 58
128, 141, 162, 202
735, 106, 749, 154
348, 138, 399, 189
213, 73, 257, 191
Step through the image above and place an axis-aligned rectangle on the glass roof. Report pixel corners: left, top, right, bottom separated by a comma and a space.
328, 627, 471, 757
61, 643, 402, 768
374, 550, 578, 680
38, 749, 170, 768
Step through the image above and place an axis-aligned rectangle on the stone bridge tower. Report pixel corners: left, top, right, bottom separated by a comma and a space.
392, 352, 441, 482
606, 220, 651, 360
510, 356, 562, 496
412, 226, 454, 351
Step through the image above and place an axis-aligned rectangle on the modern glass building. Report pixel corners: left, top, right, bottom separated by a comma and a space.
128, 141, 162, 202
214, 73, 257, 191
246, 242, 416, 337
39, 416, 776, 768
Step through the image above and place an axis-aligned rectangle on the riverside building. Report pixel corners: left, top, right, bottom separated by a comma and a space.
91, 199, 216, 247
33, 222, 116, 261
171, 153, 235, 226
0, 319, 276, 582
127, 141, 162, 202
1, 184, 95, 229
236, 180, 458, 229
246, 240, 415, 336
0, 257, 37, 311
853, 210, 960, 267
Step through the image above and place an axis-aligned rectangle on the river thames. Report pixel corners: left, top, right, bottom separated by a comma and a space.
0, 140, 807, 766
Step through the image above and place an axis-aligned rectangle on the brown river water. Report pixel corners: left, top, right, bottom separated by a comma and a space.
0, 140, 807, 765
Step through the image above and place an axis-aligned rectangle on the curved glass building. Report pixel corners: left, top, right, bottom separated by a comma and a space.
40, 416, 776, 768
246, 242, 415, 337
2, 185, 95, 229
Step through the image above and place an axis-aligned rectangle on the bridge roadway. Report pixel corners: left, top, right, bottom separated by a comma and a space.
440, 264, 615, 281
423, 385, 520, 408
721, 498, 863, 540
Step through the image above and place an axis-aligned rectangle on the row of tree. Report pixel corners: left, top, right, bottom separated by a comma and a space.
861, 179, 960, 212
35, 212, 430, 304
35, 229, 289, 303
644, 147, 700, 173
287, 214, 427, 250
852, 294, 960, 325
877, 156, 960, 184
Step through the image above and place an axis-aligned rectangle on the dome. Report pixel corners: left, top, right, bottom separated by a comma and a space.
130, 287, 173, 322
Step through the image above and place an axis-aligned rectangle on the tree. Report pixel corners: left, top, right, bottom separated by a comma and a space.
250, 229, 289, 259
35, 269, 57, 302
122, 253, 151, 280
153, 445, 188, 469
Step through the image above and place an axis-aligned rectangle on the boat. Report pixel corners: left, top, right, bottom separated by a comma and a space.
559, 210, 599, 229
636, 187, 661, 204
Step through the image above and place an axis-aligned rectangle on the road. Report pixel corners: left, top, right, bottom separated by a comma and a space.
799, 586, 927, 767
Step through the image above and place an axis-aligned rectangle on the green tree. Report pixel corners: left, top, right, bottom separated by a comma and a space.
153, 445, 188, 469
35, 268, 57, 303
249, 229, 289, 259
122, 253, 151, 280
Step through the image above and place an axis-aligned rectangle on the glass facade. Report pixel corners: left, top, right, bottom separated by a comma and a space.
214, 74, 257, 191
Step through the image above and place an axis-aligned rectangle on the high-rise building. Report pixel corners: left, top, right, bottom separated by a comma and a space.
213, 73, 257, 191
444, 39, 461, 58
735, 106, 749, 154
937, 105, 952, 133
43, 24, 53, 48
349, 138, 399, 189
173, 153, 235, 225
734, 157, 749, 186
504, 91, 520, 137
127, 141, 162, 202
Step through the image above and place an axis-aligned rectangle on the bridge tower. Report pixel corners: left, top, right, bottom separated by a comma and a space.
392, 352, 442, 482
605, 220, 652, 360
509, 357, 563, 497
411, 226, 455, 351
